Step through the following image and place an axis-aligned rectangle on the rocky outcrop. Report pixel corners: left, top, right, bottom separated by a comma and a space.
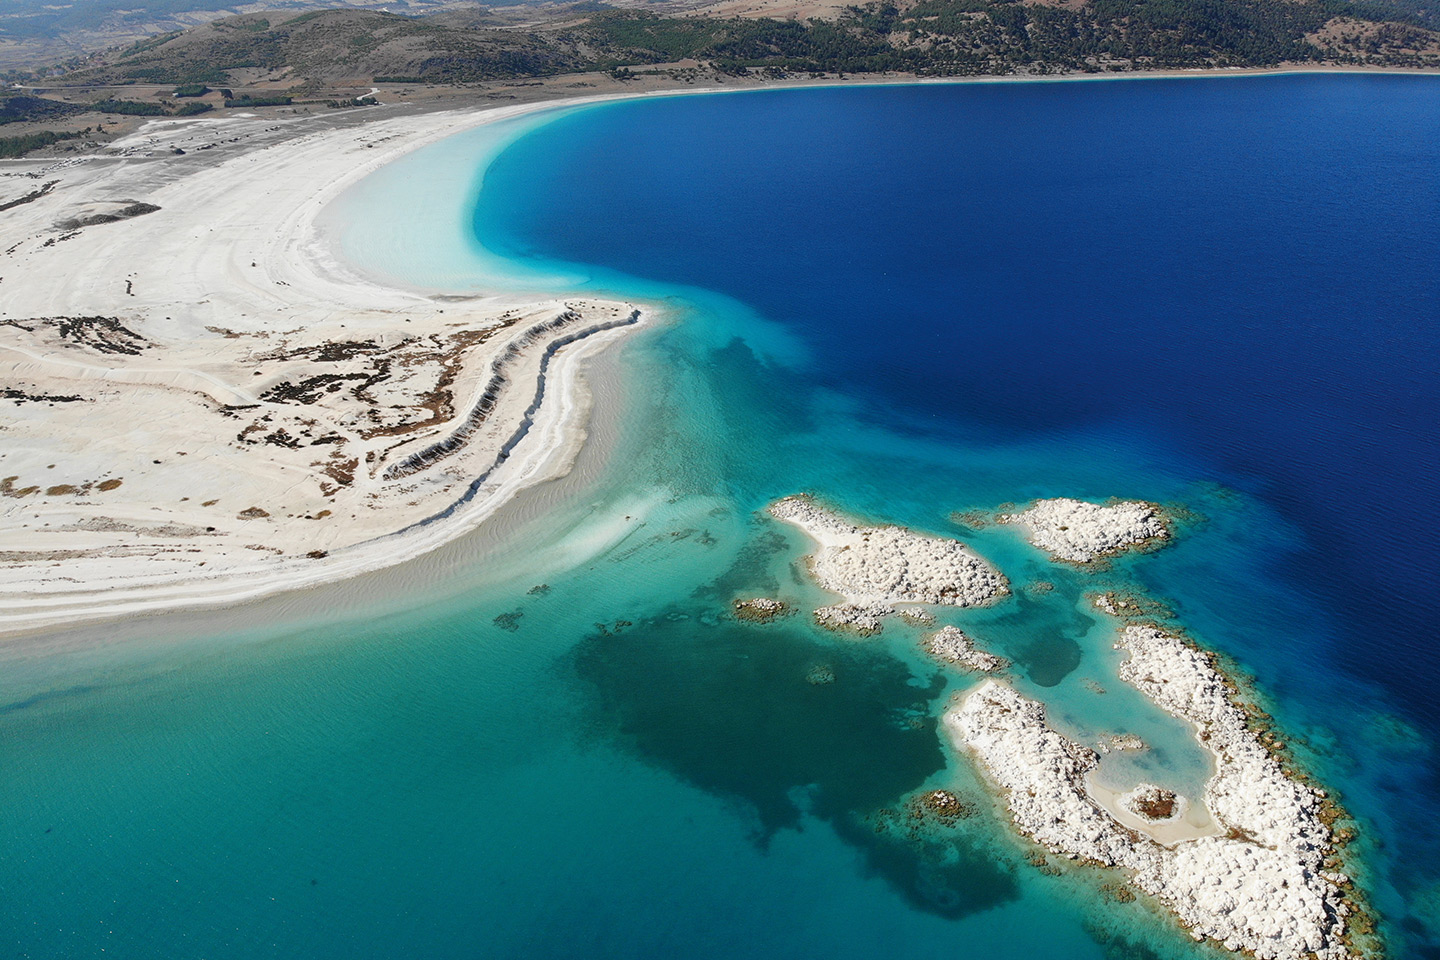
1121, 784, 1185, 823
813, 601, 893, 635
924, 625, 1009, 672
733, 596, 789, 622
769, 496, 1009, 622
999, 498, 1169, 564
1100, 733, 1149, 753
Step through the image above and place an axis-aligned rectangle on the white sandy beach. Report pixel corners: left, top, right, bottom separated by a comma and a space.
0, 95, 668, 637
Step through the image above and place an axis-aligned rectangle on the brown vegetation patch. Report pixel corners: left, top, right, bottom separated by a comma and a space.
2, 386, 86, 403
54, 202, 161, 231
6, 316, 151, 355
1131, 789, 1177, 821
2, 476, 39, 497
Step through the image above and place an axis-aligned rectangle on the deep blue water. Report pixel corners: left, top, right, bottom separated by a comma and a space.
5, 75, 1439, 960
482, 75, 1440, 747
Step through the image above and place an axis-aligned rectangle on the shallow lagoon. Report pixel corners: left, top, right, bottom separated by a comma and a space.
4, 75, 1439, 958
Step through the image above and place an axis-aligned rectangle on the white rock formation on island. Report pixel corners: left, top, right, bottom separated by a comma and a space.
1100, 733, 1149, 754
924, 625, 1010, 673
946, 624, 1358, 960
769, 496, 1009, 632
1000, 498, 1169, 563
813, 602, 893, 636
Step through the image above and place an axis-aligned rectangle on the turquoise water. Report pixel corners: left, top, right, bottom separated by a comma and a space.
5, 76, 1440, 958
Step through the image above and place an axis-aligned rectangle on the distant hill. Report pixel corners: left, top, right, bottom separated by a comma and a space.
46, 9, 592, 85
18, 0, 1440, 88
0, 0, 498, 70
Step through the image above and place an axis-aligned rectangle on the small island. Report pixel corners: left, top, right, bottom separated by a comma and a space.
947, 619, 1365, 960
998, 497, 1170, 564
923, 625, 1009, 673
768, 495, 1009, 634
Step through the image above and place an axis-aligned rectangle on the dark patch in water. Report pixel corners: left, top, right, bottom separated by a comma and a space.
837, 815, 1020, 919
1014, 633, 1083, 688
967, 589, 1092, 687
567, 609, 1020, 918
707, 336, 816, 445
689, 523, 791, 604
1087, 923, 1171, 960
0, 683, 102, 715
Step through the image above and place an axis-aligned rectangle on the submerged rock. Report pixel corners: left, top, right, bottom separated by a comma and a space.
733, 596, 789, 623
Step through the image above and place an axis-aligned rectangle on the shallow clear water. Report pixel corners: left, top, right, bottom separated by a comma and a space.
4, 76, 1439, 959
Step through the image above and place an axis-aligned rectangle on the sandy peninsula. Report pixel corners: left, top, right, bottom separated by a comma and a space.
0, 98, 653, 636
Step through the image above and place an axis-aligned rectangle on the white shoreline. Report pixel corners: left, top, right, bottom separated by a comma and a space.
0, 95, 672, 638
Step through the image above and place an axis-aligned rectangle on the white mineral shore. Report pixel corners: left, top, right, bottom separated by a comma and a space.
1000, 497, 1169, 563
0, 99, 650, 636
768, 496, 1008, 633
924, 625, 1009, 672
946, 623, 1356, 960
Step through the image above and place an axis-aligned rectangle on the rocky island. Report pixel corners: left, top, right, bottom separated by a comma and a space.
923, 624, 1010, 673
768, 495, 1009, 633
947, 619, 1363, 960
999, 497, 1170, 564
